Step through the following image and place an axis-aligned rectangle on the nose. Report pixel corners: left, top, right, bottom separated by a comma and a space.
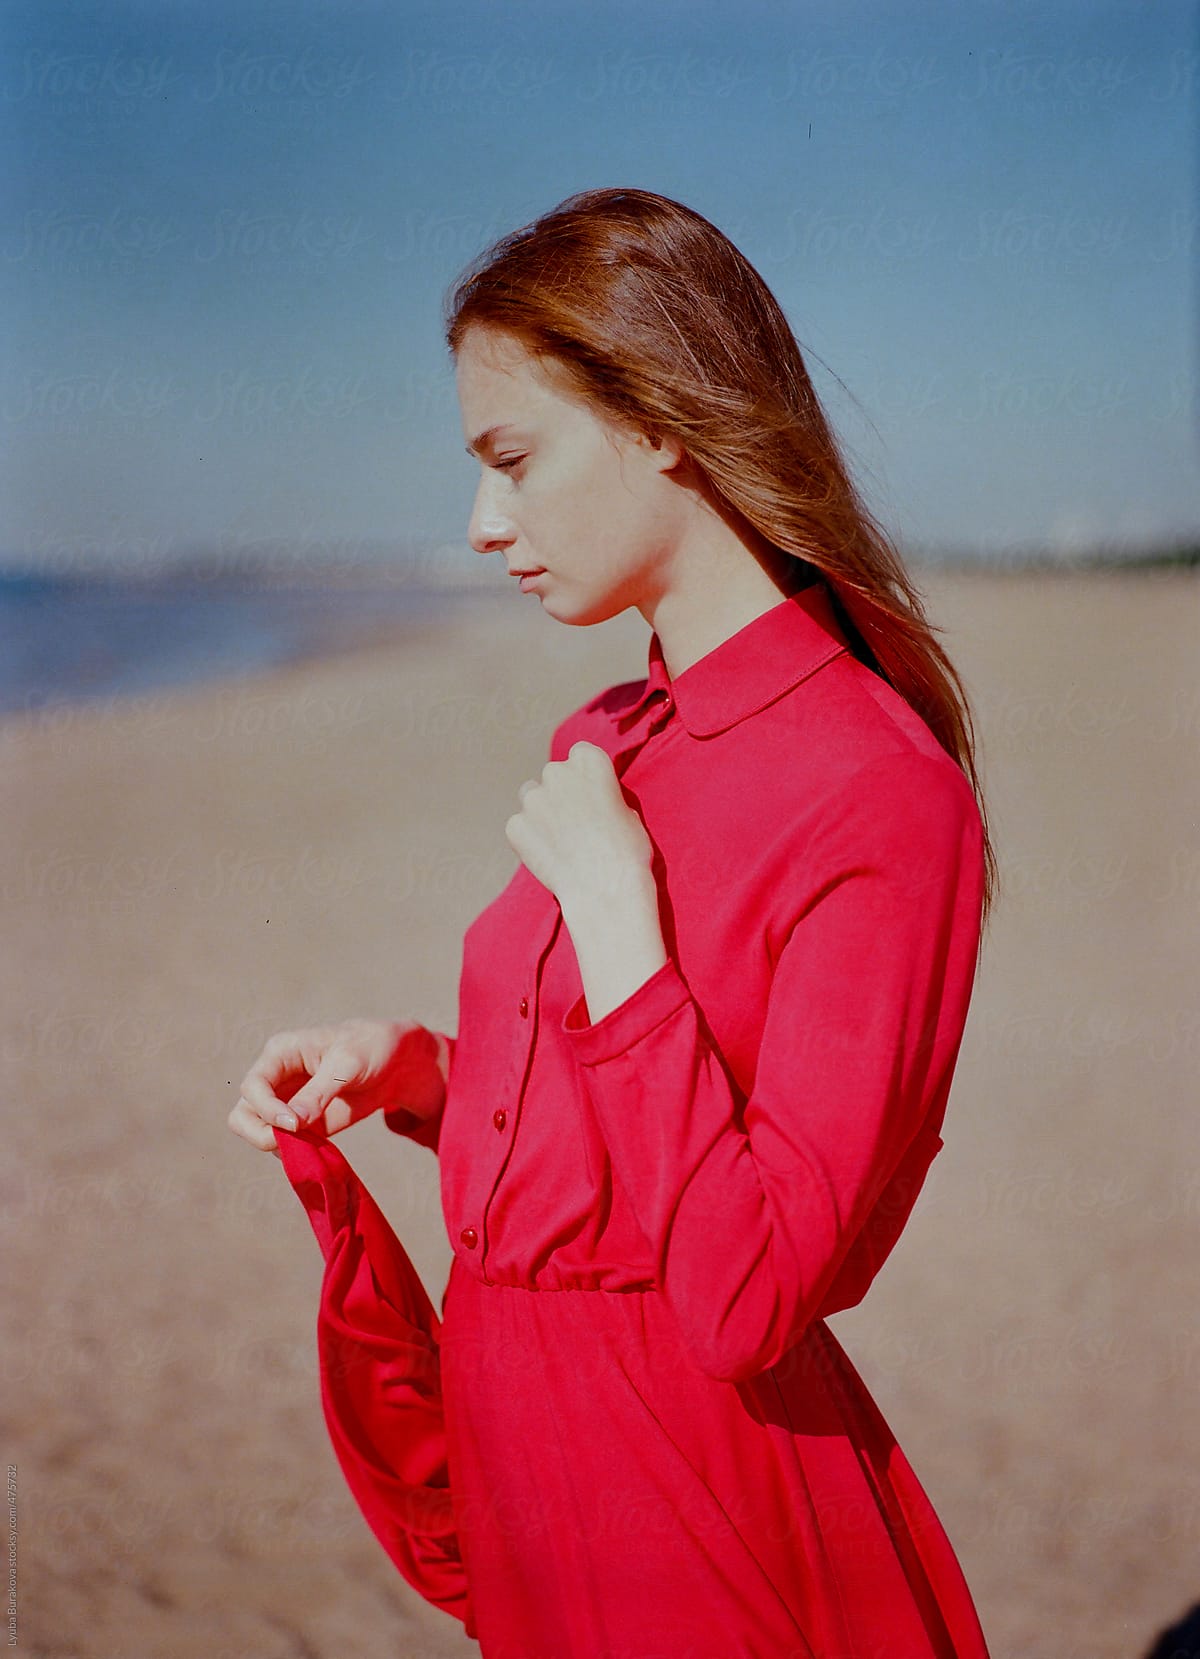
467, 472, 516, 558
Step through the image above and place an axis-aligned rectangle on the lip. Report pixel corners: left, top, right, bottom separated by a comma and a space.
516, 569, 547, 591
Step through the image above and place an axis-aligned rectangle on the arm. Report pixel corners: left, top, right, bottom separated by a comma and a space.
560, 866, 668, 1026
382, 1029, 455, 1154
560, 751, 985, 1385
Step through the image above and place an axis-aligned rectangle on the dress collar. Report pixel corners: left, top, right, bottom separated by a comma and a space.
618, 579, 852, 739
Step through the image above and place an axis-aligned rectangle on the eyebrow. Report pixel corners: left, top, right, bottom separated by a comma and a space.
465, 424, 521, 458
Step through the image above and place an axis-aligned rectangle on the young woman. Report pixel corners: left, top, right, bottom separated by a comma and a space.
230, 187, 998, 1657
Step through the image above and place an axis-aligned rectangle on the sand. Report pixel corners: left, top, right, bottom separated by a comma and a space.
2, 567, 1197, 1658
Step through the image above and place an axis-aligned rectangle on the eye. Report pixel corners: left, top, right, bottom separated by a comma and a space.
493, 455, 525, 473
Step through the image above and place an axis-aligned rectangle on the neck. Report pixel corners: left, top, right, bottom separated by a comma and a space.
641, 526, 817, 682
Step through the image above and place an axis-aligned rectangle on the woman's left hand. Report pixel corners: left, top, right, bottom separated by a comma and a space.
505, 741, 656, 911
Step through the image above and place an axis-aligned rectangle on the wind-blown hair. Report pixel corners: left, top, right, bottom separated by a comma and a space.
444, 186, 998, 933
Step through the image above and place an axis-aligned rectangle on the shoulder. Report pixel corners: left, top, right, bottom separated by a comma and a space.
790, 652, 978, 816
761, 661, 984, 899
829, 746, 982, 855
754, 742, 984, 955
732, 652, 978, 831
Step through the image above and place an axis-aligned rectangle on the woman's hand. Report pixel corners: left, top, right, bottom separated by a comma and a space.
506, 740, 656, 911
228, 1018, 446, 1156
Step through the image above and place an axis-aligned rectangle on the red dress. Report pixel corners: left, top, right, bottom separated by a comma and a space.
275, 580, 992, 1657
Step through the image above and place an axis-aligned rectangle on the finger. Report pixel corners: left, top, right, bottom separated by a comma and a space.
234, 1072, 300, 1133
516, 778, 539, 803
238, 1027, 330, 1121
239, 1069, 287, 1122
227, 1097, 284, 1154
566, 739, 615, 781
240, 1065, 308, 1127
504, 811, 528, 857
237, 1029, 302, 1114
286, 1047, 359, 1126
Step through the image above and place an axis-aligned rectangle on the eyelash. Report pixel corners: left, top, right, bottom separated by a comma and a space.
493, 456, 525, 472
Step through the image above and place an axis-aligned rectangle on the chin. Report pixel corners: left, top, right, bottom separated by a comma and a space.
559, 590, 633, 628
564, 590, 637, 627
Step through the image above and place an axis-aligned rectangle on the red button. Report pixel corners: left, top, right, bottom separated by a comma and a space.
460, 1227, 478, 1249
493, 1109, 507, 1132
518, 996, 529, 1018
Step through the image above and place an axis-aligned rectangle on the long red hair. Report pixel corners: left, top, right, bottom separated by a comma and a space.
444, 187, 998, 934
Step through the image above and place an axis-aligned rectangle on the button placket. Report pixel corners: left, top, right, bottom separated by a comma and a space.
460, 689, 674, 1276
464, 884, 562, 1279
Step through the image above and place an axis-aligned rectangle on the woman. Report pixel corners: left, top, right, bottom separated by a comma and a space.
230, 187, 998, 1657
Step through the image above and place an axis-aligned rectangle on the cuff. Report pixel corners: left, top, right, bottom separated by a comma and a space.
382, 1104, 442, 1153
560, 954, 692, 1066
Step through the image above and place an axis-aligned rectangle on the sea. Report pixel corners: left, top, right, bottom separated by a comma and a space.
6, 550, 1191, 719
0, 571, 480, 717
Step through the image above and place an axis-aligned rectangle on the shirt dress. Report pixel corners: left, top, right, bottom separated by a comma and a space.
274, 577, 992, 1658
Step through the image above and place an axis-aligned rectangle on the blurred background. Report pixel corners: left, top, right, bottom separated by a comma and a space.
2, 0, 1198, 712
1, 2, 1197, 1656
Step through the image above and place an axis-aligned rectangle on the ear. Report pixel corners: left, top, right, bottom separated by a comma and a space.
641, 429, 688, 473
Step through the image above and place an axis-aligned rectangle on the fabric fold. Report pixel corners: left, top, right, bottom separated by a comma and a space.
273, 1125, 475, 1636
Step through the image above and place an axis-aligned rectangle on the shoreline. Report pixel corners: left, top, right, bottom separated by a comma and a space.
3, 561, 1194, 733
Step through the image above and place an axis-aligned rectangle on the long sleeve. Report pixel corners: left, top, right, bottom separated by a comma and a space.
272, 1127, 475, 1635
560, 750, 985, 1386
383, 1032, 455, 1154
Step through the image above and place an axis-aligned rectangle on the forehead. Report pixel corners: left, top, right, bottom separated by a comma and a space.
454, 328, 646, 459
455, 329, 572, 409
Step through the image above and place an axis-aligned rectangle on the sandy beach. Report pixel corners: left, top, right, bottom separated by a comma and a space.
3, 565, 1197, 1659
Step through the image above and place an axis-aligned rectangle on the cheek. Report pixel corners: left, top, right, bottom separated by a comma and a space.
598, 491, 657, 574
580, 464, 645, 552
535, 449, 641, 576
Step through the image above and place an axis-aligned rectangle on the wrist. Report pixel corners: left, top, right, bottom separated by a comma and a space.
560, 860, 659, 926
560, 865, 668, 1026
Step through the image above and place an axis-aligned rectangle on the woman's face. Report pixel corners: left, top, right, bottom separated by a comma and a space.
455, 327, 686, 626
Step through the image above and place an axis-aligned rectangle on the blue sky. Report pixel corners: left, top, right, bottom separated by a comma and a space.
1, 0, 1197, 574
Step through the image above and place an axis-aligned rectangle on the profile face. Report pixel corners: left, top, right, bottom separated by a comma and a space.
455, 326, 684, 626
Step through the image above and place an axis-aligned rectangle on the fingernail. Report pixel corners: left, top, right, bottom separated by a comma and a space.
275, 1110, 298, 1131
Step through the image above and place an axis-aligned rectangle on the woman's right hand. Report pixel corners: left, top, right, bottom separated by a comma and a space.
227, 1018, 448, 1156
